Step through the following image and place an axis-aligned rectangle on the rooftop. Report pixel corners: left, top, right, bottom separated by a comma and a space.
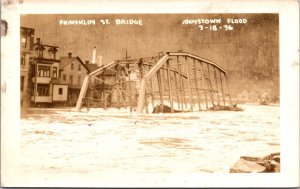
60, 56, 90, 72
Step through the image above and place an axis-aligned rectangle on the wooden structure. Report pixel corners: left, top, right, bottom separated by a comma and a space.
75, 52, 232, 113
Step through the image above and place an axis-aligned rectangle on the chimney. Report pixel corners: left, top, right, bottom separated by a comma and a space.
97, 55, 103, 67
85, 60, 89, 65
92, 46, 96, 64
36, 38, 40, 44
68, 52, 72, 57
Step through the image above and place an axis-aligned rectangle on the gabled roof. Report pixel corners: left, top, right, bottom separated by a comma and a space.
85, 63, 100, 72
59, 56, 90, 73
60, 57, 76, 69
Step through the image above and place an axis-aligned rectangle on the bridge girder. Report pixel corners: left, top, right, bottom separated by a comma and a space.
76, 52, 232, 113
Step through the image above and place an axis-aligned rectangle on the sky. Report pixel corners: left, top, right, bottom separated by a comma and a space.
21, 14, 278, 66
21, 13, 279, 96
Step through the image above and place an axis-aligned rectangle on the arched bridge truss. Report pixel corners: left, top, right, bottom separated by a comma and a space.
76, 52, 232, 113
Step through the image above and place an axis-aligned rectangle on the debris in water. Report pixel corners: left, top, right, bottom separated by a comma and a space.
208, 104, 243, 111
230, 152, 280, 173
152, 104, 182, 113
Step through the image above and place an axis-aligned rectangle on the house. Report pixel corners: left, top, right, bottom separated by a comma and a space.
59, 53, 90, 106
30, 38, 68, 106
20, 27, 34, 108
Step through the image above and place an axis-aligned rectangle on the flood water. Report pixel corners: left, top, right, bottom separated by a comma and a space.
20, 104, 279, 181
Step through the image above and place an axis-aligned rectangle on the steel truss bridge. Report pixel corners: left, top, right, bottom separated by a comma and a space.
76, 52, 232, 113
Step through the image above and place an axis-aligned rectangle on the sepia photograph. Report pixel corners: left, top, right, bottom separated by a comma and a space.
1, 0, 299, 187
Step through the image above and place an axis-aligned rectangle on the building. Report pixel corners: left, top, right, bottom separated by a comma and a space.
30, 38, 68, 106
20, 27, 35, 108
59, 53, 90, 106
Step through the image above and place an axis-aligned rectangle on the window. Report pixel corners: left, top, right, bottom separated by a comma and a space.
58, 88, 63, 95
38, 65, 50, 77
77, 76, 81, 85
48, 48, 57, 59
35, 44, 45, 58
78, 64, 81, 71
69, 75, 73, 84
20, 76, 24, 91
20, 54, 25, 65
63, 74, 66, 81
21, 37, 27, 48
31, 85, 34, 95
37, 48, 43, 58
37, 84, 49, 96
52, 67, 57, 78
71, 63, 74, 70
31, 65, 36, 77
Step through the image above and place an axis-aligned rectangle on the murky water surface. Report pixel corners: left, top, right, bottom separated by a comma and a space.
21, 104, 279, 175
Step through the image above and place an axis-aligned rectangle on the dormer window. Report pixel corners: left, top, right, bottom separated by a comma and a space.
48, 47, 58, 59
35, 45, 45, 58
